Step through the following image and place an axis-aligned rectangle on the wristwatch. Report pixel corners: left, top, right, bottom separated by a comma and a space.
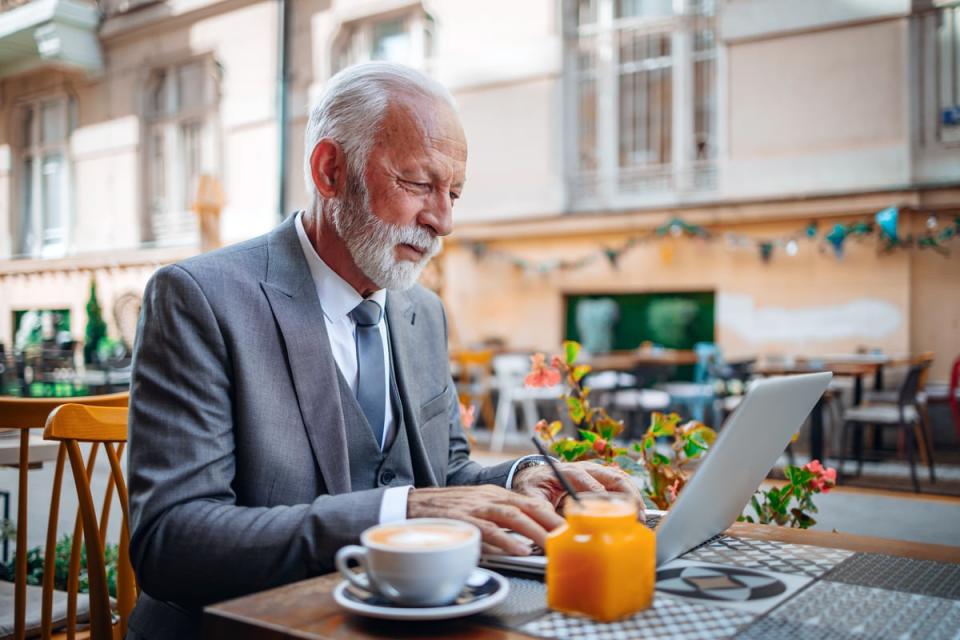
510, 456, 550, 489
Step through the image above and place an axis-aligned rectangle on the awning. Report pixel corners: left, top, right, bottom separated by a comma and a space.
0, 0, 102, 77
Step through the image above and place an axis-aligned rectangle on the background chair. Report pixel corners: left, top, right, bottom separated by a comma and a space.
840, 364, 933, 492
0, 392, 128, 640
450, 349, 495, 429
863, 352, 935, 466
656, 342, 719, 423
42, 403, 137, 640
490, 354, 564, 452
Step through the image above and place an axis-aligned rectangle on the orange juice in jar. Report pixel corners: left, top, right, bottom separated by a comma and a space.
545, 495, 655, 622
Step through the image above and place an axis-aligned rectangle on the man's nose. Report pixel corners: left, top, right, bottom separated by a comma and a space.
419, 190, 454, 237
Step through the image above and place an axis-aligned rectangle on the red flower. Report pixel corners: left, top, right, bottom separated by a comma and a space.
525, 353, 562, 388
593, 438, 607, 454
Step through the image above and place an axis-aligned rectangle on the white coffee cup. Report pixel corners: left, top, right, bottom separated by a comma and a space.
335, 518, 481, 607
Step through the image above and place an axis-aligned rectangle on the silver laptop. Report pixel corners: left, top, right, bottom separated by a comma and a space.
482, 372, 832, 573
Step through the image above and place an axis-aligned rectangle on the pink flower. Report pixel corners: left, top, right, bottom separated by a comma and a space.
593, 438, 607, 454
458, 402, 476, 429
803, 459, 837, 493
667, 478, 681, 503
525, 353, 562, 388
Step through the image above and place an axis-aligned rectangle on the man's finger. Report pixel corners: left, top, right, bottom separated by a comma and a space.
584, 465, 643, 498
467, 516, 532, 556
561, 467, 606, 493
480, 504, 552, 550
508, 494, 565, 530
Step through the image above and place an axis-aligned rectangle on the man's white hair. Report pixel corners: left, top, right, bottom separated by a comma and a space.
302, 62, 456, 199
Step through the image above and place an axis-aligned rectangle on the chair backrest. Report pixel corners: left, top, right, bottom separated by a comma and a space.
0, 392, 128, 640
897, 364, 925, 422
43, 403, 136, 640
493, 353, 535, 387
912, 351, 935, 392
693, 342, 720, 384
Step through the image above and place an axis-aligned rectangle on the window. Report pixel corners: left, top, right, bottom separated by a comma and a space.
143, 58, 220, 245
333, 8, 435, 73
566, 0, 717, 207
916, 3, 960, 146
15, 97, 73, 258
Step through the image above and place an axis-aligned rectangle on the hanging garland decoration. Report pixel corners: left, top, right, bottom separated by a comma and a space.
463, 207, 959, 273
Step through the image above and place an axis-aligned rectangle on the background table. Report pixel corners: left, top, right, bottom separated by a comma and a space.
203, 523, 960, 639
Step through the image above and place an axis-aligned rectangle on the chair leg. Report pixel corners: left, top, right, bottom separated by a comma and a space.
491, 393, 514, 453
839, 421, 850, 482
919, 406, 936, 484
904, 423, 920, 493
854, 424, 865, 477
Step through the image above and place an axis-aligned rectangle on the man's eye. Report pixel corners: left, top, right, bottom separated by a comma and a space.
401, 180, 431, 191
450, 192, 461, 201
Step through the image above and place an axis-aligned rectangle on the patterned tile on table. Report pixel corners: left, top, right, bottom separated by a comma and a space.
824, 552, 960, 600
751, 580, 960, 640
519, 593, 755, 640
655, 559, 812, 614
681, 536, 853, 578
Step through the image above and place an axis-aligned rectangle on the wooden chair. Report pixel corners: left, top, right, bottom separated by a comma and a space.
0, 392, 128, 640
43, 403, 137, 640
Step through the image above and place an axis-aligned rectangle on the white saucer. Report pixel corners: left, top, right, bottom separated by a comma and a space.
333, 568, 509, 621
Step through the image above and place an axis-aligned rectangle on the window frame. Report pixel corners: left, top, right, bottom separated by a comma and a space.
139, 55, 222, 247
13, 93, 74, 259
331, 5, 435, 76
564, 0, 719, 211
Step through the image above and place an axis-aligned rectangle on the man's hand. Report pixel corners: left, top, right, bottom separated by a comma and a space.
511, 461, 645, 518
407, 485, 564, 555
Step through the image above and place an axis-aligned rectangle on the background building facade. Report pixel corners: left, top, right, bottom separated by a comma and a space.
0, 0, 958, 381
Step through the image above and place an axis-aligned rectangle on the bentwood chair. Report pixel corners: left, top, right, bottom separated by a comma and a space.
42, 403, 137, 640
0, 392, 128, 640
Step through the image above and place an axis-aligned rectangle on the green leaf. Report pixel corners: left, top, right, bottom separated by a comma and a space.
643, 437, 654, 450
571, 441, 592, 459
578, 429, 597, 443
572, 364, 592, 382
597, 416, 622, 441
649, 413, 678, 438
632, 442, 644, 453
750, 494, 763, 518
549, 420, 563, 438
651, 452, 670, 466
564, 341, 581, 365
683, 439, 706, 459
790, 508, 817, 529
566, 396, 585, 424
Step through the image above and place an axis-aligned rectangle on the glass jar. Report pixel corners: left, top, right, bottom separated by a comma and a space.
545, 494, 655, 622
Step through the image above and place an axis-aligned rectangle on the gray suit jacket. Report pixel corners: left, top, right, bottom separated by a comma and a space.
126, 215, 515, 638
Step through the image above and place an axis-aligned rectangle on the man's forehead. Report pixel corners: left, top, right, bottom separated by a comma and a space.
376, 93, 467, 161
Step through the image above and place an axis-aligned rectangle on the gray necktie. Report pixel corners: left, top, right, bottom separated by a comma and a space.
349, 300, 385, 447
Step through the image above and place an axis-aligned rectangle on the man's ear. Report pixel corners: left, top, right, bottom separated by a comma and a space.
310, 138, 345, 199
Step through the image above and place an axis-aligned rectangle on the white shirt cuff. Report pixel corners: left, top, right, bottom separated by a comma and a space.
506, 454, 551, 490
378, 485, 413, 523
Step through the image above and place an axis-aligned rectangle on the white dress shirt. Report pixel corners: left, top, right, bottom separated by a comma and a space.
295, 212, 536, 524
294, 213, 409, 522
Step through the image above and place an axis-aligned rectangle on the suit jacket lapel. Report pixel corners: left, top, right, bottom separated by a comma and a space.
260, 216, 351, 495
386, 290, 440, 487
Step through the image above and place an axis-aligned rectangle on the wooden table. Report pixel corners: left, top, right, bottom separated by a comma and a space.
203, 524, 960, 639
587, 349, 698, 372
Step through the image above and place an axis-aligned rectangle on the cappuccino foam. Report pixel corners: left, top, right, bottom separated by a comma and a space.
369, 524, 473, 549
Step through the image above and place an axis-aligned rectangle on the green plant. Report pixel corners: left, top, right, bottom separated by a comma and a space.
0, 535, 119, 598
84, 278, 108, 366
530, 341, 716, 509
738, 460, 837, 529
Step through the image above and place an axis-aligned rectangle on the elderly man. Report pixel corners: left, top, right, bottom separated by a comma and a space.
126, 62, 639, 639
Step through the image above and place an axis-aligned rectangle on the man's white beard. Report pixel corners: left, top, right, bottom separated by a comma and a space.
328, 171, 442, 291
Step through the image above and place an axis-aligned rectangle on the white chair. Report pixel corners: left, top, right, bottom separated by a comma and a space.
490, 354, 564, 452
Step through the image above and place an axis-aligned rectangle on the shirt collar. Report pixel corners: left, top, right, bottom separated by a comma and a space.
294, 211, 388, 323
